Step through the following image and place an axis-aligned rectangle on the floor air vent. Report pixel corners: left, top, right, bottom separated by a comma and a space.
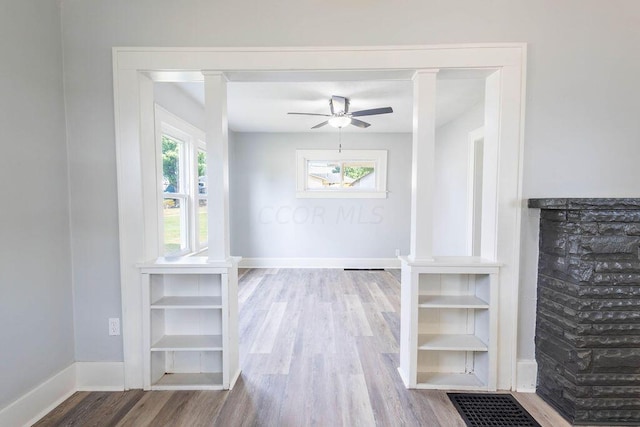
448, 393, 541, 427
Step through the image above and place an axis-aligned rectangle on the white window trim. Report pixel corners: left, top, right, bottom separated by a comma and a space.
296, 149, 388, 198
155, 105, 207, 256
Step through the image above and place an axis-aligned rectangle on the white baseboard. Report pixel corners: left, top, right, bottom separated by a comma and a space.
76, 362, 125, 392
229, 369, 242, 390
0, 364, 76, 427
397, 367, 410, 388
0, 362, 126, 427
516, 359, 538, 392
239, 257, 400, 269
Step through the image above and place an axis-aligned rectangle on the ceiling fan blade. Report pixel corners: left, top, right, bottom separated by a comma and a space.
288, 112, 331, 117
311, 121, 329, 129
350, 107, 393, 117
350, 118, 371, 128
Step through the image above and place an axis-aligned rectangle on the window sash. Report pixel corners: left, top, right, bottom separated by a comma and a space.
196, 196, 208, 250
296, 149, 388, 199
162, 194, 189, 256
306, 159, 377, 190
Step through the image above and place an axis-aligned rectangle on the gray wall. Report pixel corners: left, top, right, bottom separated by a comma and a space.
229, 132, 412, 258
0, 0, 74, 409
154, 83, 206, 131
58, 0, 640, 363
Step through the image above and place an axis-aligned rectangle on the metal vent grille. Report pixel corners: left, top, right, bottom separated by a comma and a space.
448, 393, 541, 427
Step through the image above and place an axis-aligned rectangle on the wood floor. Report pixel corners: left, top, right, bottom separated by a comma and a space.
35, 268, 568, 427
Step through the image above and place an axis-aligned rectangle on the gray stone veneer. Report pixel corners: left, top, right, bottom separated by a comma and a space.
529, 198, 640, 426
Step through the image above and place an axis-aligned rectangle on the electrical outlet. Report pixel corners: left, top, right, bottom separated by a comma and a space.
395, 249, 400, 257
108, 318, 121, 336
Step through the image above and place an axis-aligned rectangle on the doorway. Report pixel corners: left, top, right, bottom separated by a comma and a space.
113, 45, 526, 390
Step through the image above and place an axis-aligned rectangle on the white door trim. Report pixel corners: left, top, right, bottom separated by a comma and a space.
467, 127, 485, 256
112, 44, 527, 390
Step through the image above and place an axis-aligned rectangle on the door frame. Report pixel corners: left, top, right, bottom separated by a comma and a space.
467, 126, 485, 256
112, 44, 527, 390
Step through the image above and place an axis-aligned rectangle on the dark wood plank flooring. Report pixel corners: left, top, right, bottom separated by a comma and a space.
34, 268, 568, 427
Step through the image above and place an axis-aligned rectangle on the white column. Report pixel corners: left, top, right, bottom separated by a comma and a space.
408, 69, 439, 262
203, 72, 231, 261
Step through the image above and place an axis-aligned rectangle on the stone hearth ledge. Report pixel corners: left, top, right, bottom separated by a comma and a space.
528, 198, 640, 210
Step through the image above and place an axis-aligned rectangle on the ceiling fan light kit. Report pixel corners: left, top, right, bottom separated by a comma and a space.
288, 95, 393, 130
328, 115, 352, 128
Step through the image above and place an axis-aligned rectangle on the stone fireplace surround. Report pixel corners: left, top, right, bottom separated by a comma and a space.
529, 198, 640, 425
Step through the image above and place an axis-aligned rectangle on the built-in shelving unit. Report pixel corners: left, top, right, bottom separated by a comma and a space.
399, 257, 499, 391
140, 256, 240, 391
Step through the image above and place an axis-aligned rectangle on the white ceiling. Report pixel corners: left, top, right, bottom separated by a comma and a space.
174, 73, 486, 133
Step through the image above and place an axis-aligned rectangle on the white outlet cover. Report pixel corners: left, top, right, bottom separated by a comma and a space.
108, 318, 121, 336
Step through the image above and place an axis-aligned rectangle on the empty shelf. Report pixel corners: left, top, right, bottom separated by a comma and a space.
418, 295, 489, 309
152, 372, 223, 390
151, 296, 223, 309
151, 335, 223, 351
416, 372, 486, 390
417, 334, 488, 351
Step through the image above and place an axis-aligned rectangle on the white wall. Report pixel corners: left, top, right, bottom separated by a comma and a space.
433, 103, 484, 256
229, 132, 412, 258
59, 0, 640, 364
0, 0, 74, 410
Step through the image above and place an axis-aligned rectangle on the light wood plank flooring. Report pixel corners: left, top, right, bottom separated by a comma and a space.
35, 268, 568, 427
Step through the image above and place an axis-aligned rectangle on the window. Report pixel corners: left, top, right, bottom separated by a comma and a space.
296, 150, 387, 198
156, 106, 207, 256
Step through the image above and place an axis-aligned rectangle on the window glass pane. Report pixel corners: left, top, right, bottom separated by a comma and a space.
296, 150, 386, 198
162, 135, 183, 193
342, 161, 376, 189
307, 161, 342, 189
163, 197, 187, 255
198, 149, 207, 195
198, 198, 208, 246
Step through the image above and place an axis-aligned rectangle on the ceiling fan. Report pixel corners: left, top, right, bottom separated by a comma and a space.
288, 95, 393, 129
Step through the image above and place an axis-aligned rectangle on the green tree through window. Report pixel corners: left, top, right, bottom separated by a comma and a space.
162, 135, 180, 189
344, 166, 374, 181
198, 151, 206, 178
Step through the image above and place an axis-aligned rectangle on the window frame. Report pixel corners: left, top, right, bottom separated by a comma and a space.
296, 149, 388, 198
155, 105, 207, 256
196, 147, 208, 249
